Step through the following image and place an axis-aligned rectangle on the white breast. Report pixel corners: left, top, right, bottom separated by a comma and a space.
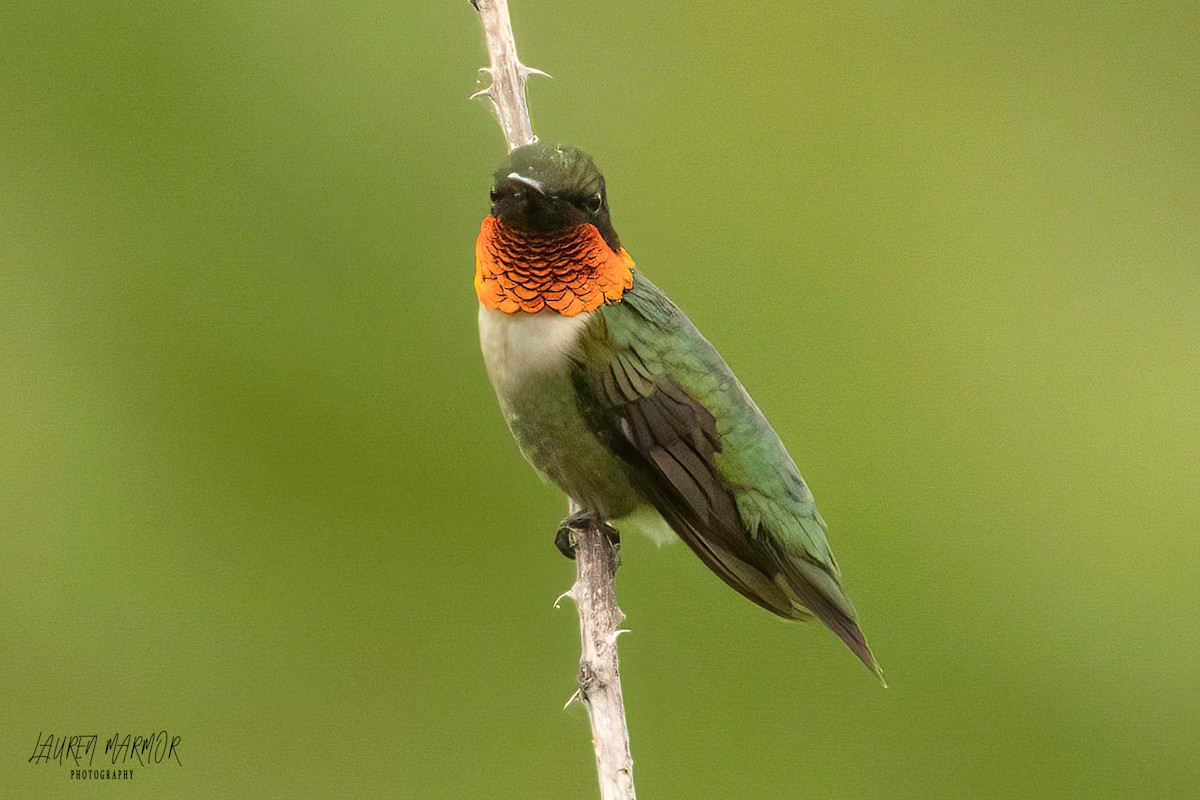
478, 305, 591, 392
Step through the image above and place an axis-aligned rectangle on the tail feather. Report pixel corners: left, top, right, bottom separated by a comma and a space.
651, 497, 886, 684
663, 509, 885, 683
773, 560, 886, 686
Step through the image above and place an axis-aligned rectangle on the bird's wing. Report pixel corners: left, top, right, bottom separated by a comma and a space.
572, 271, 880, 677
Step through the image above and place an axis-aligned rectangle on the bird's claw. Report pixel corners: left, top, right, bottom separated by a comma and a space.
554, 510, 621, 565
554, 525, 579, 560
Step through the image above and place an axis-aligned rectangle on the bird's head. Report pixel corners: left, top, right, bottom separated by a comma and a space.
489, 142, 621, 252
475, 142, 635, 316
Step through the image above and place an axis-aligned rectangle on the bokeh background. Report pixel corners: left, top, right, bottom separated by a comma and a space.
3, 2, 1198, 798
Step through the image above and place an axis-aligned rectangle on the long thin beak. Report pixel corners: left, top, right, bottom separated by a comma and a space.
506, 172, 546, 196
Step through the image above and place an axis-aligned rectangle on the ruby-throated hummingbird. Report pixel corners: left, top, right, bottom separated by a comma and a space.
476, 142, 882, 681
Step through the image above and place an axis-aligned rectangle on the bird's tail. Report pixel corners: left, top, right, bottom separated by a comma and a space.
772, 558, 886, 686
670, 525, 886, 684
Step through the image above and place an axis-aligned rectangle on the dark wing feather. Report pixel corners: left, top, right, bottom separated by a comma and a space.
575, 343, 796, 617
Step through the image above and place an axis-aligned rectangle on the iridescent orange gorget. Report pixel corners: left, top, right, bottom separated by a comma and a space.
475, 215, 635, 316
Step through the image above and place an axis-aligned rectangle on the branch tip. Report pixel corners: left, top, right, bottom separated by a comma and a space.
471, 0, 538, 150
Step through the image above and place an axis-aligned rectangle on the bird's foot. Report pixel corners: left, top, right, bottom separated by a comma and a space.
554, 509, 621, 565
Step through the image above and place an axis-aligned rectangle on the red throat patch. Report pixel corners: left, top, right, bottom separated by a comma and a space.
475, 215, 635, 315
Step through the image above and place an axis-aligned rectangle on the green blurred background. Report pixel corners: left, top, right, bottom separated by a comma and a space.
2, 2, 1197, 798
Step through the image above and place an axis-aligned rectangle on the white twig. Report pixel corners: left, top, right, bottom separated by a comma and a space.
470, 6, 635, 796
470, 0, 545, 151
565, 501, 636, 800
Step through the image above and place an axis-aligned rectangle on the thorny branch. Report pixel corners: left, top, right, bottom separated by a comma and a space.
470, 0, 546, 151
470, 3, 636, 798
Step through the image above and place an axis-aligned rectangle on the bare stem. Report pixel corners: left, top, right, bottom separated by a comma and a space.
470, 5, 635, 796
565, 502, 636, 800
470, 0, 542, 151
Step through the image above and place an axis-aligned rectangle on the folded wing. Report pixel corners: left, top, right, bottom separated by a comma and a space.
571, 273, 882, 679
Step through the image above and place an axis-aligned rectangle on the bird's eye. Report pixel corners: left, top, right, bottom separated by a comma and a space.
585, 192, 604, 214
489, 185, 500, 203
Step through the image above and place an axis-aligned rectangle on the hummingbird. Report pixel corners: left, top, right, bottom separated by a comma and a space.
476, 142, 882, 681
